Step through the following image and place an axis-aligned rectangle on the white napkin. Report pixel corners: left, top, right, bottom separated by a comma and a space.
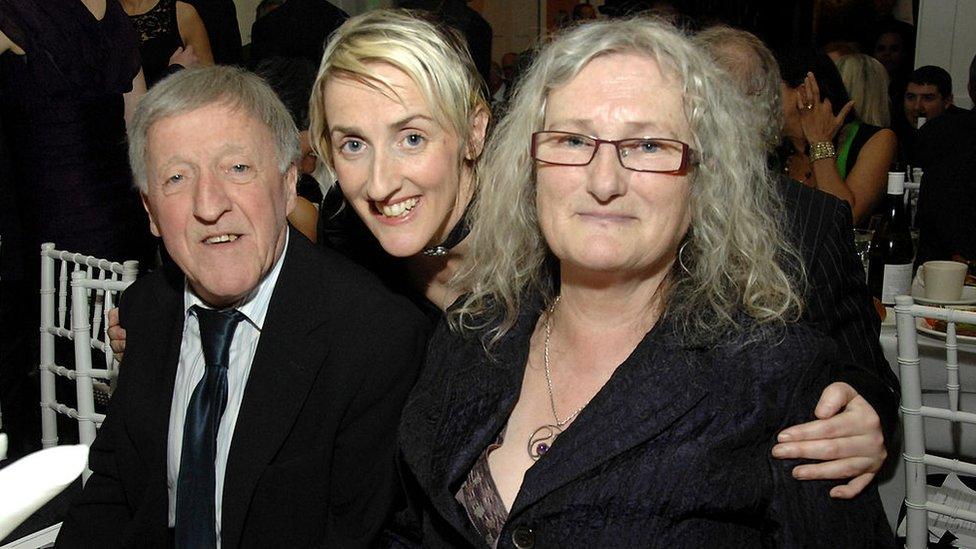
0, 443, 88, 540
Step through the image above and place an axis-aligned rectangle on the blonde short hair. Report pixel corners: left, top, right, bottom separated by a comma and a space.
836, 53, 891, 127
308, 9, 488, 186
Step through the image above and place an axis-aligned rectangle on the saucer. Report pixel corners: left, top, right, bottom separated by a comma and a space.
911, 285, 976, 306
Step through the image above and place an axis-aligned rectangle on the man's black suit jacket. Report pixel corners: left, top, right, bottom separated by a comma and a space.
56, 230, 429, 548
914, 110, 976, 265
778, 177, 899, 445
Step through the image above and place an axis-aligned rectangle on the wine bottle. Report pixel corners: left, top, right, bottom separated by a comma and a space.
868, 172, 915, 304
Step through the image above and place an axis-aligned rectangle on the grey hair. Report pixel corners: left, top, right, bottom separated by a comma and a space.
128, 65, 301, 191
693, 25, 783, 153
836, 54, 891, 127
450, 17, 803, 348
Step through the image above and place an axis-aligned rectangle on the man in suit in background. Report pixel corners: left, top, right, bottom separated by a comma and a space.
694, 26, 899, 499
903, 65, 968, 130
914, 53, 976, 266
57, 66, 428, 547
897, 65, 970, 165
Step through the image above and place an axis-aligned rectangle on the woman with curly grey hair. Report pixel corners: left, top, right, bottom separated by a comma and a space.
396, 16, 893, 546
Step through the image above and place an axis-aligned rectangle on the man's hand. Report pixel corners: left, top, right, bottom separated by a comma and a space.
168, 45, 200, 69
107, 307, 127, 363
772, 382, 885, 499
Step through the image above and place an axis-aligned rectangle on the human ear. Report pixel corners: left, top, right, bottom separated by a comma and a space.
283, 164, 298, 215
141, 193, 162, 237
465, 106, 490, 161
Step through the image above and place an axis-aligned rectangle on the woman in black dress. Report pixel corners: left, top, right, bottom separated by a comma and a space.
119, 0, 213, 88
0, 0, 151, 457
308, 9, 490, 318
0, 0, 151, 264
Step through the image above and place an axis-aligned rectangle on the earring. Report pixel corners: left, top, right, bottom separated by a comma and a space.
678, 240, 692, 274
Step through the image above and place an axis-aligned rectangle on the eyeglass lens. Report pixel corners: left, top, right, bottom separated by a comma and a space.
533, 132, 686, 172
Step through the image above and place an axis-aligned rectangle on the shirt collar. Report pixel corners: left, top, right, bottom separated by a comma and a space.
183, 230, 290, 331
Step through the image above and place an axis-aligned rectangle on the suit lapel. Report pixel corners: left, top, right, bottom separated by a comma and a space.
126, 267, 185, 532
220, 235, 331, 548
510, 321, 710, 517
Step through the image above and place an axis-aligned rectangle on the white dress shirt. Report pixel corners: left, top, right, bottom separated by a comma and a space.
167, 232, 288, 546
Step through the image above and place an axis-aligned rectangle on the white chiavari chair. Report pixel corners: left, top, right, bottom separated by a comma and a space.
896, 295, 976, 548
38, 243, 137, 480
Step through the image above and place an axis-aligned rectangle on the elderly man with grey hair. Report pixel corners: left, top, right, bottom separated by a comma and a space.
695, 26, 900, 499
57, 66, 428, 548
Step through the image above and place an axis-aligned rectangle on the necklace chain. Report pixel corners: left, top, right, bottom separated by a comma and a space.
543, 295, 585, 427
526, 295, 587, 461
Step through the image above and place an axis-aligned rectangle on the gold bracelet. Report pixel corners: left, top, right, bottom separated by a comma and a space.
809, 141, 836, 163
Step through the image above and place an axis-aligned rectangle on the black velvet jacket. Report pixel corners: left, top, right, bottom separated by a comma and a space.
396, 302, 894, 548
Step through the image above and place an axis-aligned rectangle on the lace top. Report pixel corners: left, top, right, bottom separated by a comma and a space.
455, 431, 509, 548
127, 0, 182, 87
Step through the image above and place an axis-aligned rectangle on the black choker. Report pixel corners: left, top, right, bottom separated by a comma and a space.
421, 199, 475, 256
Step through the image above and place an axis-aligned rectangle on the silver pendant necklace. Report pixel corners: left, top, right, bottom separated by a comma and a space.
527, 296, 586, 461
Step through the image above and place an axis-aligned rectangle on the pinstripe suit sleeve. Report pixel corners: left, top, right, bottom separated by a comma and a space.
782, 179, 900, 453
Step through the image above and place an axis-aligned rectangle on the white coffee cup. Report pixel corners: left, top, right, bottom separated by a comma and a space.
922, 261, 968, 301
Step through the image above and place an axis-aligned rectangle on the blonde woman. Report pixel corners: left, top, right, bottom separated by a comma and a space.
836, 53, 892, 128
309, 8, 489, 316
396, 17, 893, 546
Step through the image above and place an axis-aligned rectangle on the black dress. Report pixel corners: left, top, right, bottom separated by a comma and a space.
127, 0, 183, 88
0, 0, 152, 265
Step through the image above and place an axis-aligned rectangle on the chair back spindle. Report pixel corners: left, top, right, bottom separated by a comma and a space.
37, 244, 138, 482
895, 295, 976, 548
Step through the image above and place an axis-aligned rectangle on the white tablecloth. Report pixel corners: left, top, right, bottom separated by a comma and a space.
876, 323, 976, 530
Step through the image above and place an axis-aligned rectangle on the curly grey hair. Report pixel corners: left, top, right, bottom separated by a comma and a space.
450, 17, 803, 347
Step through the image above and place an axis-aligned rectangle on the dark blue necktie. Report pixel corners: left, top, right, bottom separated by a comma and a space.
175, 305, 247, 548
